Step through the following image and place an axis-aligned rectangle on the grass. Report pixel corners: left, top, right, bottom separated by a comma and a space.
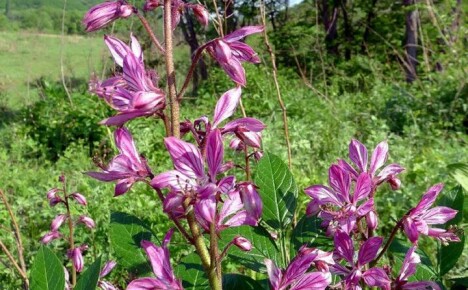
0, 31, 105, 109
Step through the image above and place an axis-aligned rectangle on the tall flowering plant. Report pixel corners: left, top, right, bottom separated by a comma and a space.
23, 1, 464, 289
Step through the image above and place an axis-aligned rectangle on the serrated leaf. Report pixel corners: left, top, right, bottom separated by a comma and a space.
30, 246, 65, 290
175, 253, 209, 290
74, 256, 102, 290
448, 163, 468, 192
110, 212, 157, 276
221, 225, 281, 272
290, 215, 333, 257
255, 152, 297, 230
389, 239, 438, 281
222, 273, 265, 290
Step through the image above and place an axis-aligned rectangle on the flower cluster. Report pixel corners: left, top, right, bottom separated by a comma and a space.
305, 140, 402, 236
42, 176, 95, 273
90, 34, 165, 126
298, 139, 460, 290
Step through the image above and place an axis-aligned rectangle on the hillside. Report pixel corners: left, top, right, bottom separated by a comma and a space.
0, 0, 103, 11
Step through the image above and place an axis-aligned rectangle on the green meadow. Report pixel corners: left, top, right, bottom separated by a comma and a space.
0, 31, 105, 108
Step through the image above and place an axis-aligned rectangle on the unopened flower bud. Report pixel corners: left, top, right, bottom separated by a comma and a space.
144, 0, 160, 11
68, 247, 84, 272
83, 1, 135, 32
70, 193, 87, 206
253, 150, 263, 160
366, 211, 378, 231
41, 231, 61, 244
77, 215, 96, 229
100, 260, 117, 278
59, 174, 66, 183
49, 197, 63, 207
388, 176, 401, 190
50, 214, 68, 231
47, 188, 60, 200
232, 236, 252, 251
229, 138, 244, 151
239, 182, 262, 221
191, 4, 209, 26
220, 161, 234, 173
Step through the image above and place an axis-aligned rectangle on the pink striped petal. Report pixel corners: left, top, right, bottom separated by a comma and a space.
206, 129, 224, 180
164, 137, 204, 179
212, 87, 241, 128
369, 141, 388, 175
349, 139, 368, 172
358, 237, 383, 266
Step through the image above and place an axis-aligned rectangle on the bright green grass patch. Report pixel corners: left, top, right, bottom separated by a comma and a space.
0, 31, 105, 108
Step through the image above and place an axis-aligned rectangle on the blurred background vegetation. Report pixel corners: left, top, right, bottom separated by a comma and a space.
0, 0, 466, 288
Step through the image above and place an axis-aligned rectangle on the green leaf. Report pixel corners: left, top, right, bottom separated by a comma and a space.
255, 152, 298, 230
222, 273, 265, 290
30, 246, 65, 290
290, 215, 333, 257
439, 233, 465, 276
221, 225, 281, 272
175, 253, 209, 290
448, 163, 468, 192
389, 239, 438, 281
109, 212, 157, 276
74, 256, 102, 290
436, 186, 465, 276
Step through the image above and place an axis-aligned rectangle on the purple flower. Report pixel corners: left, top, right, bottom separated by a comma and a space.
239, 182, 263, 221
77, 215, 96, 229
152, 129, 225, 191
194, 189, 258, 233
41, 231, 61, 244
402, 184, 459, 244
127, 229, 183, 290
332, 232, 390, 290
87, 127, 151, 196
339, 139, 405, 191
67, 245, 88, 273
92, 35, 165, 126
232, 236, 253, 251
203, 26, 264, 86
69, 192, 87, 206
83, 1, 134, 32
305, 166, 374, 235
50, 214, 68, 232
98, 261, 118, 290
265, 247, 333, 290
393, 246, 441, 290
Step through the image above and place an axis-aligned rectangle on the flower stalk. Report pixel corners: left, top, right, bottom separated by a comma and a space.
163, 0, 180, 138
62, 178, 77, 286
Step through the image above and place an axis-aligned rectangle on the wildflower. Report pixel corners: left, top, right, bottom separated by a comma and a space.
265, 247, 333, 290
92, 35, 165, 126
67, 245, 88, 273
87, 127, 152, 196
50, 214, 68, 231
203, 26, 264, 86
41, 231, 61, 244
305, 166, 374, 235
232, 236, 253, 251
127, 229, 183, 290
69, 192, 87, 206
402, 184, 459, 244
339, 139, 405, 191
83, 1, 134, 32
393, 246, 441, 290
332, 231, 390, 289
77, 215, 96, 229
98, 261, 118, 290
